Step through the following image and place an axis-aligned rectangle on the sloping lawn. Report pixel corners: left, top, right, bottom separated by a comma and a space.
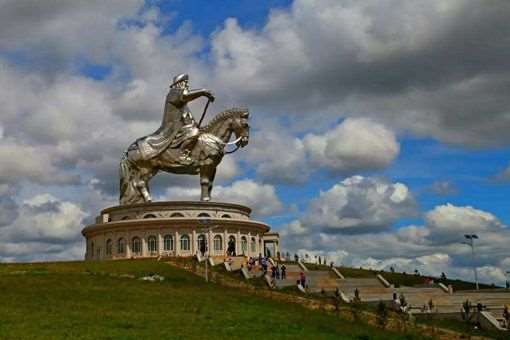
0, 259, 428, 339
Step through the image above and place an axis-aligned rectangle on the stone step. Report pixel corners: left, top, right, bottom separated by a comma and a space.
282, 265, 301, 272
274, 279, 299, 288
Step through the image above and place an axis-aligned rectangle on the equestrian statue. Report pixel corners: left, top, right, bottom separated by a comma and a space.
119, 73, 249, 205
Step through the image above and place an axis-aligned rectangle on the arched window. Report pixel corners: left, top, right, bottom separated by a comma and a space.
106, 239, 112, 256
221, 214, 231, 218
197, 213, 210, 218
163, 235, 173, 251
117, 238, 125, 254
170, 212, 184, 217
148, 236, 157, 254
143, 214, 157, 219
197, 234, 206, 255
250, 237, 256, 252
241, 236, 247, 255
132, 237, 142, 255
180, 235, 190, 251
227, 236, 236, 256
214, 235, 223, 252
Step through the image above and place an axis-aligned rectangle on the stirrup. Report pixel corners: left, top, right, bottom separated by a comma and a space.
179, 154, 193, 165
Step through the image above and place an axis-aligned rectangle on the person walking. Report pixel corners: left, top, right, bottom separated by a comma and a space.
503, 305, 509, 329
299, 272, 306, 287
281, 264, 287, 280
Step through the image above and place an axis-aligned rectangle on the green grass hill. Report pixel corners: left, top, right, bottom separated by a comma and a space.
0, 259, 430, 340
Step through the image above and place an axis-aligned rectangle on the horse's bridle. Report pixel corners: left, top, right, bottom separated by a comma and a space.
223, 136, 243, 154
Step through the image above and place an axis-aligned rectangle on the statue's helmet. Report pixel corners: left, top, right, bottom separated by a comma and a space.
171, 73, 189, 87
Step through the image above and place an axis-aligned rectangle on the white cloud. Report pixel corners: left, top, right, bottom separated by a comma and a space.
164, 179, 283, 217
304, 118, 399, 174
242, 118, 399, 184
281, 220, 308, 236
301, 176, 416, 233
0, 1, 144, 71
494, 163, 510, 182
11, 194, 86, 242
281, 200, 510, 285
0, 0, 508, 283
427, 181, 458, 196
243, 129, 309, 184
0, 141, 80, 185
215, 156, 240, 182
209, 0, 510, 147
425, 203, 504, 243
0, 240, 85, 263
0, 186, 18, 227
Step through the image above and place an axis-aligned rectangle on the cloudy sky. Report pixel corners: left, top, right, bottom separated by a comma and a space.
1, 0, 510, 285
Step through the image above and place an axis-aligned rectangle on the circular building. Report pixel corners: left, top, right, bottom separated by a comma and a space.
81, 201, 280, 260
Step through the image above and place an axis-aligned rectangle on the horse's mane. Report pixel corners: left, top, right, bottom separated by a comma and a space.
200, 107, 248, 133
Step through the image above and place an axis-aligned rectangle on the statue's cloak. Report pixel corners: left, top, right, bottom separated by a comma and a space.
136, 88, 190, 160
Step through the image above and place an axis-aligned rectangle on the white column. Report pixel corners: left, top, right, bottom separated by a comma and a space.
126, 232, 131, 258
247, 231, 252, 256
142, 234, 147, 257
236, 230, 241, 256
223, 229, 228, 255
192, 229, 197, 255
208, 228, 213, 256
175, 229, 180, 256
158, 231, 163, 256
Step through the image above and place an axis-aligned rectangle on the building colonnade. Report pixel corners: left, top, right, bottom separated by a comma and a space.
86, 228, 270, 260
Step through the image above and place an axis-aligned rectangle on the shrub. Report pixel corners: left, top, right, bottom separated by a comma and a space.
376, 301, 389, 329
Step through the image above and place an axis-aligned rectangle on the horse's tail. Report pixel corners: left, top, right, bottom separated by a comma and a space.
119, 152, 134, 205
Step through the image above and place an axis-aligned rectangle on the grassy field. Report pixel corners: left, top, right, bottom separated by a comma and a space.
0, 259, 429, 340
417, 315, 503, 339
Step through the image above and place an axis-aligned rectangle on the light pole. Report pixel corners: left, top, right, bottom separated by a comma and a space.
198, 217, 213, 283
463, 234, 479, 290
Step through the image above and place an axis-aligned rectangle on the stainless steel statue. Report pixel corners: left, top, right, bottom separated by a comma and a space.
119, 74, 249, 205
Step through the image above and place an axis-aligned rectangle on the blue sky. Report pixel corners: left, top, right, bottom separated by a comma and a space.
1, 0, 510, 285
156, 0, 293, 36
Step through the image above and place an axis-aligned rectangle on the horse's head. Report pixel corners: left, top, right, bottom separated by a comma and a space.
231, 110, 249, 147
201, 108, 250, 149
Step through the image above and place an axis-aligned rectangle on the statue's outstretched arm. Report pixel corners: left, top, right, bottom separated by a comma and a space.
182, 88, 215, 103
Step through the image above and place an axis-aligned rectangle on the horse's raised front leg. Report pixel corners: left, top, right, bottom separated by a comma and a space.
200, 166, 213, 201
136, 167, 157, 203
208, 167, 216, 199
135, 179, 152, 202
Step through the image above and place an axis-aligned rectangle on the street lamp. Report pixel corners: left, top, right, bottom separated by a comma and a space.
463, 234, 479, 290
198, 217, 213, 283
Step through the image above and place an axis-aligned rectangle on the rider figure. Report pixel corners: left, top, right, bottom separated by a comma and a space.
135, 73, 214, 164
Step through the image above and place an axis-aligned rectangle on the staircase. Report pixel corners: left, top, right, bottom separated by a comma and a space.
400, 289, 510, 316
484, 308, 508, 330
273, 264, 302, 288
337, 278, 393, 302
209, 256, 227, 266
223, 256, 248, 271
306, 271, 339, 293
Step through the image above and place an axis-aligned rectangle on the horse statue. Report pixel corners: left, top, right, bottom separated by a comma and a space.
119, 108, 249, 205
